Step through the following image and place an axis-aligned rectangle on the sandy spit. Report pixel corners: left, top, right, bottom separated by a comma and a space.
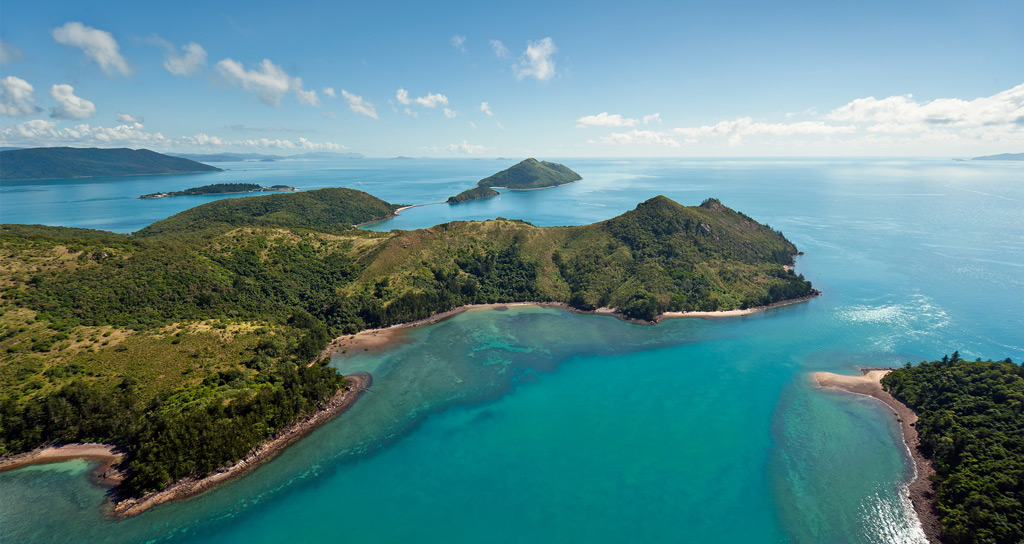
813, 369, 943, 543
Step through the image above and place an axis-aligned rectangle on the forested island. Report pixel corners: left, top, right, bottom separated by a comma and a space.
139, 183, 297, 199
0, 188, 813, 513
971, 153, 1024, 161
447, 158, 582, 203
0, 147, 221, 181
881, 355, 1023, 544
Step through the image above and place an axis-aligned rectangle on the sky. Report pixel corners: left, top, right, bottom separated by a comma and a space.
1, 0, 1021, 157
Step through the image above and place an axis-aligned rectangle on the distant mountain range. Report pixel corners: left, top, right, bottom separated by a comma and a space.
170, 151, 365, 162
0, 147, 221, 181
971, 153, 1024, 161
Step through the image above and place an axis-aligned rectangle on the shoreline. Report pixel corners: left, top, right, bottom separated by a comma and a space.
0, 373, 371, 519
109, 372, 371, 518
321, 293, 819, 359
813, 369, 942, 543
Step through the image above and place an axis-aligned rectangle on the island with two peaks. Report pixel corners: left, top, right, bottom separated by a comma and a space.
0, 187, 817, 517
139, 183, 298, 199
0, 147, 221, 181
447, 158, 582, 203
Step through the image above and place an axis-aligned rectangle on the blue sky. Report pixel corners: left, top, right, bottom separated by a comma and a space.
1, 0, 1021, 156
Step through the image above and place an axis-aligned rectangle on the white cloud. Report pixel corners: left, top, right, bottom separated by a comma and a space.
163, 41, 207, 76
479, 101, 493, 116
668, 117, 855, 145
216, 58, 318, 106
577, 112, 638, 128
496, 121, 504, 129
49, 84, 97, 120
396, 88, 449, 110
322, 110, 339, 120
643, 113, 661, 125
514, 37, 557, 81
450, 35, 467, 52
323, 87, 336, 98
0, 40, 24, 65
241, 137, 346, 151
404, 107, 417, 117
443, 107, 457, 119
600, 130, 680, 147
52, 22, 130, 76
116, 112, 143, 124
1, 119, 166, 147
183, 133, 225, 146
826, 84, 1024, 128
489, 39, 509, 58
447, 140, 486, 154
469, 121, 477, 129
0, 76, 40, 116
341, 89, 379, 119
396, 88, 410, 105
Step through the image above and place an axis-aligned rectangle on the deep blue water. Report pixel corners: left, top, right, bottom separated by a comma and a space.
1, 158, 1021, 543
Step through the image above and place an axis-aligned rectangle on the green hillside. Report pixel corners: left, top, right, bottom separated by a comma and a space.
448, 158, 581, 203
0, 189, 812, 497
0, 147, 222, 181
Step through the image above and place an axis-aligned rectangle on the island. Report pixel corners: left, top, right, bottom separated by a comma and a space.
447, 158, 582, 203
0, 188, 815, 516
971, 152, 1024, 161
139, 183, 297, 199
0, 147, 221, 181
816, 354, 1023, 544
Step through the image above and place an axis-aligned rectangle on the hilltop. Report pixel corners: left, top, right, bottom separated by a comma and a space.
0, 147, 222, 181
448, 158, 582, 203
0, 189, 813, 504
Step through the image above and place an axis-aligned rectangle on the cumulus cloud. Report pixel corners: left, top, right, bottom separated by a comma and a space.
52, 22, 130, 76
826, 84, 1024, 128
0, 40, 24, 65
443, 108, 457, 119
240, 137, 346, 151
163, 41, 207, 76
216, 58, 318, 106
479, 101, 493, 116
323, 87, 336, 98
341, 89, 379, 119
1, 118, 166, 147
514, 37, 557, 81
643, 113, 661, 125
489, 39, 509, 58
396, 88, 449, 110
116, 112, 142, 124
49, 84, 97, 120
447, 140, 486, 154
0, 76, 40, 116
450, 35, 467, 52
577, 112, 638, 128
600, 130, 680, 147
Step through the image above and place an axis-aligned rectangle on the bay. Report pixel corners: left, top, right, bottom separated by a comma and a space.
1, 158, 1021, 543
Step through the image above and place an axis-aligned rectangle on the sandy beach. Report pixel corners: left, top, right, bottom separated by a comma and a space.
0, 443, 126, 485
813, 369, 942, 543
322, 294, 820, 360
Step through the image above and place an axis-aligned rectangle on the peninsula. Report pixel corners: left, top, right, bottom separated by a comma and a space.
0, 147, 221, 181
0, 188, 814, 515
970, 152, 1024, 161
447, 158, 582, 203
139, 183, 297, 199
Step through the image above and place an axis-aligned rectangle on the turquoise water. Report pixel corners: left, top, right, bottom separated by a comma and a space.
1, 158, 1021, 543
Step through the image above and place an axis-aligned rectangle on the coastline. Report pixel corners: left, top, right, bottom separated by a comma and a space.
813, 369, 942, 543
321, 293, 819, 359
0, 373, 371, 519
109, 372, 371, 518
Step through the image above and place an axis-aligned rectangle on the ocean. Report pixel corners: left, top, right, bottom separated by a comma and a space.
1, 157, 1021, 543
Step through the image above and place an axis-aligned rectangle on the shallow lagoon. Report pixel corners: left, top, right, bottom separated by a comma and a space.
1, 158, 1021, 543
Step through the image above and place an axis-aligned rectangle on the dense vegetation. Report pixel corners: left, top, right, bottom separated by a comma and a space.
446, 186, 499, 203
882, 354, 1024, 544
139, 183, 296, 199
0, 189, 812, 496
447, 158, 582, 202
0, 147, 221, 181
135, 187, 401, 237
